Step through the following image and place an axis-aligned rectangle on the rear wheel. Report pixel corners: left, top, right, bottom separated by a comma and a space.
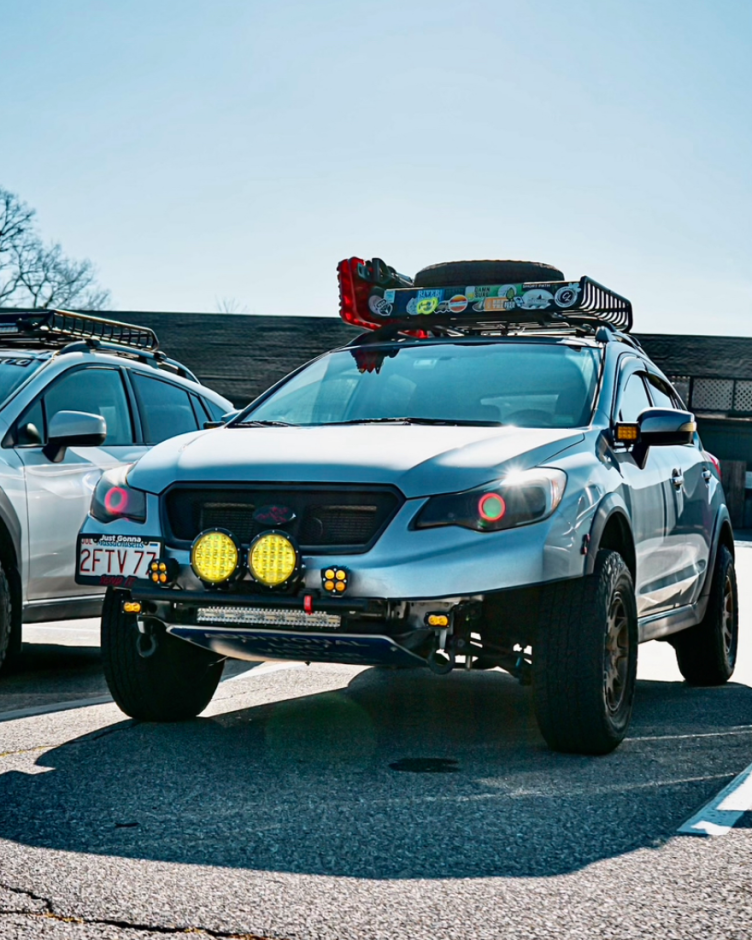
532, 550, 638, 754
0, 563, 12, 674
101, 589, 224, 721
672, 545, 737, 686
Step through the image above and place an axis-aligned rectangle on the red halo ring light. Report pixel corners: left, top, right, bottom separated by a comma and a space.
478, 492, 506, 523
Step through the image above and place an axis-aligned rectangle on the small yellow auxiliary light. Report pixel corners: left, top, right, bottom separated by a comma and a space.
249, 532, 298, 587
426, 613, 449, 628
615, 423, 639, 443
191, 530, 240, 584
322, 567, 348, 593
123, 600, 142, 615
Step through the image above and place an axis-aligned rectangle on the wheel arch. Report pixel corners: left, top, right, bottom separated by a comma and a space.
700, 506, 735, 602
0, 504, 22, 656
585, 497, 636, 584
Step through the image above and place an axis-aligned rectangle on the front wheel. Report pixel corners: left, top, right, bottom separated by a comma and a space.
101, 590, 224, 721
672, 545, 738, 686
532, 550, 638, 755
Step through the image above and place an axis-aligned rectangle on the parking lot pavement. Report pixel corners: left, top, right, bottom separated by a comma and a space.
0, 552, 751, 939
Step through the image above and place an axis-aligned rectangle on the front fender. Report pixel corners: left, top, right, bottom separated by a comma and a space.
584, 492, 635, 578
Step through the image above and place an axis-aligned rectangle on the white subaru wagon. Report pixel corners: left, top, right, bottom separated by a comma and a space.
0, 309, 232, 670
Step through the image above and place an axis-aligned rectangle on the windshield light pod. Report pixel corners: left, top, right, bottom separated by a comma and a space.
191, 529, 240, 585
415, 468, 567, 533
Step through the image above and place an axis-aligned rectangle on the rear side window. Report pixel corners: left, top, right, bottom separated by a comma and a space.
44, 368, 133, 445
132, 373, 199, 444
199, 396, 228, 421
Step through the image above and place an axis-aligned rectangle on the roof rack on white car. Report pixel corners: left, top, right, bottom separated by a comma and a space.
337, 257, 633, 335
0, 309, 159, 351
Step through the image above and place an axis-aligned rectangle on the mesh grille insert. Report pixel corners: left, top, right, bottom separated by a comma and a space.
164, 485, 402, 554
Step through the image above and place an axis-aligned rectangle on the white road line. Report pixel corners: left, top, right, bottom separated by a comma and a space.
678, 763, 752, 836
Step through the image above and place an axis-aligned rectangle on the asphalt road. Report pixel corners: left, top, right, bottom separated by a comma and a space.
1, 549, 751, 939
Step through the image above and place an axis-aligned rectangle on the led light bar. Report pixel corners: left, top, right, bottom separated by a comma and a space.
197, 606, 341, 629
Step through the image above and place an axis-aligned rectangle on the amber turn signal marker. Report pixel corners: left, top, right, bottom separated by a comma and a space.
123, 600, 142, 615
615, 423, 639, 442
426, 613, 449, 628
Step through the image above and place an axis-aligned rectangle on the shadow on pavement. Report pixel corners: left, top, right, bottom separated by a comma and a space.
1, 667, 751, 878
0, 644, 106, 713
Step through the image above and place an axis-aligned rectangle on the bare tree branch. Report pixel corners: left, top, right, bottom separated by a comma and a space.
0, 185, 111, 310
215, 296, 249, 314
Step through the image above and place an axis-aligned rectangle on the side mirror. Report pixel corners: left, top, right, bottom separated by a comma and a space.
44, 410, 107, 463
638, 408, 696, 446
614, 408, 696, 468
203, 409, 240, 430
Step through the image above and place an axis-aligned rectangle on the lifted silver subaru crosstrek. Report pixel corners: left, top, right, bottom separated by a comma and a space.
78, 259, 737, 754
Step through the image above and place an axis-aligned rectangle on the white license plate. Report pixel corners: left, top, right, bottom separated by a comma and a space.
77, 536, 162, 585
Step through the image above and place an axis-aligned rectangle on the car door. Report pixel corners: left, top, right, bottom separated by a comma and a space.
16, 365, 148, 602
645, 372, 712, 608
612, 364, 673, 618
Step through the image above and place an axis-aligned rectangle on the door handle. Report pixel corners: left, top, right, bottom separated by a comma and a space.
671, 469, 684, 489
702, 468, 712, 483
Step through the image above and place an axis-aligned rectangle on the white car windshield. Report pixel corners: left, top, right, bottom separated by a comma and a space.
242, 342, 602, 429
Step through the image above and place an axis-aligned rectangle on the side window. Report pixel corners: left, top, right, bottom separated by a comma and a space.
132, 373, 199, 444
618, 372, 652, 422
200, 397, 228, 421
16, 399, 44, 446
646, 375, 677, 410
44, 368, 133, 445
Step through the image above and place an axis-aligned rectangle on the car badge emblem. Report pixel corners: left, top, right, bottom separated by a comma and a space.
254, 504, 296, 526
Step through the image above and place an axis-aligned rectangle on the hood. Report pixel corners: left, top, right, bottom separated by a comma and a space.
128, 425, 584, 498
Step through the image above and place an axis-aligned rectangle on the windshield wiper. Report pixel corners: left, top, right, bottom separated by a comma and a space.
322, 417, 503, 427
237, 420, 298, 428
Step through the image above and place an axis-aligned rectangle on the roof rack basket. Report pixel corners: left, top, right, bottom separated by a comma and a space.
338, 257, 634, 334
0, 309, 159, 351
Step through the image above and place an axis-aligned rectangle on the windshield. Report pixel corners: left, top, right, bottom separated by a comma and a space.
242, 342, 602, 429
0, 356, 43, 404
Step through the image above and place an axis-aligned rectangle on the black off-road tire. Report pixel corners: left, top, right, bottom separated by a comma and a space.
672, 545, 738, 686
101, 589, 224, 721
533, 550, 638, 755
413, 260, 565, 289
0, 562, 12, 674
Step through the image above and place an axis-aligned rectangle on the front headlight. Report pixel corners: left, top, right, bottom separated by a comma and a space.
90, 466, 147, 523
414, 468, 567, 533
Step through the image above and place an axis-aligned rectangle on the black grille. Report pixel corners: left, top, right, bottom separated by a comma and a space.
164, 485, 403, 554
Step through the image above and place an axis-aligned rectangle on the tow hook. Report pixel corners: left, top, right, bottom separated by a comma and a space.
428, 643, 455, 675
513, 653, 532, 685
427, 623, 455, 674
136, 618, 161, 659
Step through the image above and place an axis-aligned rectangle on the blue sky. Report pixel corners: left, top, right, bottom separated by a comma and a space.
1, 0, 750, 334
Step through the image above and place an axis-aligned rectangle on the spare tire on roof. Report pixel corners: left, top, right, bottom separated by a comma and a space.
413, 260, 565, 289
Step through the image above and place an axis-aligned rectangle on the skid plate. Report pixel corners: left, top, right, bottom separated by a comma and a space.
168, 625, 427, 667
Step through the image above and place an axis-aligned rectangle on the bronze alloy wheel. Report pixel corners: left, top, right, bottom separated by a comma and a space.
722, 573, 736, 664
604, 592, 630, 714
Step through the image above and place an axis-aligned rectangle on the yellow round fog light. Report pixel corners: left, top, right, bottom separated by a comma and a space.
249, 532, 297, 587
191, 530, 239, 584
